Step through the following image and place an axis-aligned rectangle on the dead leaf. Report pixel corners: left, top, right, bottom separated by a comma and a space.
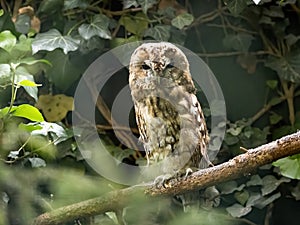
35, 94, 74, 122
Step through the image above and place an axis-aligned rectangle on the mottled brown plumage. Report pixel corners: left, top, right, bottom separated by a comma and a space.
129, 42, 209, 170
129, 43, 210, 210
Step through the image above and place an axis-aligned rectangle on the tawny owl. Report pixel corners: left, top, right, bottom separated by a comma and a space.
129, 42, 210, 210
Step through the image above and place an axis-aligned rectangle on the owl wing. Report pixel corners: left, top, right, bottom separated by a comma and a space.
190, 94, 210, 168
134, 103, 148, 144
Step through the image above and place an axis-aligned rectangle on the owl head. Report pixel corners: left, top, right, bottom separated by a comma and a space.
129, 42, 195, 93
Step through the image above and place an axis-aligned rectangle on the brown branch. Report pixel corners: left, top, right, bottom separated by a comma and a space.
32, 131, 300, 225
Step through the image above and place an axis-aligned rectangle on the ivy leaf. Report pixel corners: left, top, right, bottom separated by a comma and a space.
123, 0, 139, 9
19, 123, 43, 132
224, 0, 248, 16
78, 14, 112, 40
261, 175, 290, 196
15, 66, 38, 101
266, 80, 278, 89
285, 34, 300, 47
28, 157, 46, 168
265, 51, 300, 83
273, 154, 300, 179
218, 180, 245, 194
64, 0, 88, 10
269, 112, 282, 125
32, 29, 80, 54
45, 49, 81, 91
254, 192, 281, 209
144, 25, 171, 41
0, 30, 16, 52
171, 13, 194, 29
137, 0, 157, 13
223, 33, 254, 52
15, 14, 31, 34
226, 204, 252, 218
119, 12, 148, 36
12, 104, 44, 122
0, 63, 11, 85
246, 175, 262, 186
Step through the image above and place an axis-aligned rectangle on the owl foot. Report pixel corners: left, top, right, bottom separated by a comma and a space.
153, 174, 173, 188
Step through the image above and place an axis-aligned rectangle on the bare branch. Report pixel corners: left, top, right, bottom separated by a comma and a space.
32, 131, 300, 225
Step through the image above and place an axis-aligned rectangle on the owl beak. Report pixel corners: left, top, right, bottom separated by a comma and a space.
152, 61, 165, 72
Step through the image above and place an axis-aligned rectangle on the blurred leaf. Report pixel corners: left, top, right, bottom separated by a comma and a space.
285, 34, 300, 47
19, 123, 43, 132
265, 51, 300, 83
110, 35, 139, 48
224, 0, 248, 16
266, 80, 278, 89
171, 13, 194, 29
0, 63, 11, 84
15, 66, 38, 101
218, 181, 245, 194
123, 0, 139, 9
246, 174, 262, 186
44, 49, 81, 91
210, 99, 226, 117
18, 79, 41, 87
137, 0, 157, 13
226, 203, 252, 217
28, 157, 46, 168
78, 14, 112, 40
38, 0, 64, 14
223, 33, 254, 52
224, 133, 239, 145
269, 112, 282, 125
273, 154, 300, 179
32, 29, 80, 54
35, 94, 74, 122
32, 121, 69, 145
12, 104, 44, 122
261, 175, 290, 195
263, 6, 284, 18
119, 12, 148, 35
291, 182, 300, 200
144, 25, 171, 41
254, 192, 281, 209
272, 125, 294, 139
237, 54, 257, 74
64, 0, 89, 10
0, 30, 16, 52
268, 97, 283, 106
234, 190, 249, 206
15, 14, 31, 34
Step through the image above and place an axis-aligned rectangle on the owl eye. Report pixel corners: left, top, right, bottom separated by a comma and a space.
141, 64, 151, 70
166, 64, 174, 69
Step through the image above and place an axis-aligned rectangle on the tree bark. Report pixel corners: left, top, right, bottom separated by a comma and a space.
32, 131, 300, 225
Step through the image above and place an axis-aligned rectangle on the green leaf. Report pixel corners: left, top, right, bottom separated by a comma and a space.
15, 66, 38, 101
261, 175, 290, 195
224, 133, 239, 145
119, 12, 148, 36
123, 0, 139, 9
268, 97, 282, 106
137, 0, 157, 13
266, 80, 278, 89
28, 157, 46, 168
285, 34, 300, 47
291, 182, 300, 200
12, 104, 44, 122
223, 33, 254, 52
171, 13, 194, 29
78, 14, 112, 40
265, 51, 300, 83
218, 181, 245, 194
144, 25, 171, 41
224, 0, 248, 16
15, 14, 31, 34
254, 192, 281, 209
32, 122, 69, 145
273, 154, 300, 179
38, 0, 64, 14
45, 50, 81, 91
0, 30, 16, 52
226, 204, 252, 218
64, 0, 89, 10
17, 57, 52, 66
246, 175, 262, 186
0, 63, 11, 85
19, 123, 43, 132
234, 190, 249, 206
32, 29, 80, 54
269, 112, 282, 125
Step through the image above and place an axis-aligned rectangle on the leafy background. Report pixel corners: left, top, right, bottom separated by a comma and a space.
0, 0, 300, 224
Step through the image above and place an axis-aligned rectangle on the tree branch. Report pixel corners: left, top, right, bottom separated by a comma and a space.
32, 131, 300, 225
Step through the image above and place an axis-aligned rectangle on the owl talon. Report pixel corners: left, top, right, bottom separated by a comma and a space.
153, 174, 173, 188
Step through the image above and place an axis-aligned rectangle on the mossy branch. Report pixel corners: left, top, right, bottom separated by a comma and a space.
32, 131, 300, 225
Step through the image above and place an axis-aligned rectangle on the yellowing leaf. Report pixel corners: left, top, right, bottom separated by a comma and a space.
18, 79, 41, 87
35, 94, 74, 122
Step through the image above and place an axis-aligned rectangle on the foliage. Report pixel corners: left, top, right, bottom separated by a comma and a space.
0, 0, 300, 225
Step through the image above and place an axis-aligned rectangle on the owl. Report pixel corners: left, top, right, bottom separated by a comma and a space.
129, 42, 210, 210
